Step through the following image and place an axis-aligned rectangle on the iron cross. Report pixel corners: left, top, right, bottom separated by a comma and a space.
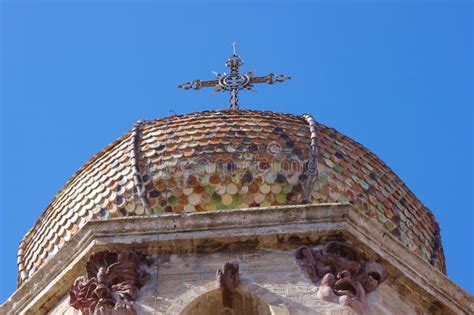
178, 42, 291, 110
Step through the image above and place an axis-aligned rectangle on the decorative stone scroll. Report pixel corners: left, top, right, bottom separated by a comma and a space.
69, 250, 152, 315
216, 261, 240, 309
295, 241, 387, 314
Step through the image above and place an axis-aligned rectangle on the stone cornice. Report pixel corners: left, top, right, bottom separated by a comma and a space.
1, 203, 472, 314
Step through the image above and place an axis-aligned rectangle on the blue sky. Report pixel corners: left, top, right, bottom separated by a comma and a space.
1, 0, 472, 302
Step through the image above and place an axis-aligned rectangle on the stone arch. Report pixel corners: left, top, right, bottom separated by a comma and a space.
180, 288, 272, 315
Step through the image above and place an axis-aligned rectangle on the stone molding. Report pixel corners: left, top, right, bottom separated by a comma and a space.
1, 204, 472, 314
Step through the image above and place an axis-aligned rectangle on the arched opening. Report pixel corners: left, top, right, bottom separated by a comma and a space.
180, 289, 271, 315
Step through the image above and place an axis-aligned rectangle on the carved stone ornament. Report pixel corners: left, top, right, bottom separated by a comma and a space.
69, 250, 152, 315
216, 261, 240, 309
295, 241, 387, 314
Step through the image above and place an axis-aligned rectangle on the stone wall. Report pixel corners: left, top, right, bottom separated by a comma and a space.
48, 249, 427, 315
4, 205, 471, 314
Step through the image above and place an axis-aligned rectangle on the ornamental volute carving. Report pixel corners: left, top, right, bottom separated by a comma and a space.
69, 250, 152, 315
295, 241, 387, 314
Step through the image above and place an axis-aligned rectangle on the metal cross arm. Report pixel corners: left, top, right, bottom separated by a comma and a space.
178, 79, 218, 91
249, 73, 292, 85
178, 43, 291, 110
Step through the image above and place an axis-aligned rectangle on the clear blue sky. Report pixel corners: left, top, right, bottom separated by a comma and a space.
1, 0, 472, 302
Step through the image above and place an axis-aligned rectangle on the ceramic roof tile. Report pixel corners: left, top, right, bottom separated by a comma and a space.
16, 110, 445, 287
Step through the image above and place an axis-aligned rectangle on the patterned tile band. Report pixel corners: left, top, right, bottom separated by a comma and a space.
16, 110, 445, 286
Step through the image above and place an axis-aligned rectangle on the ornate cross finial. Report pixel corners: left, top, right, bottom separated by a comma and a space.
178, 42, 291, 110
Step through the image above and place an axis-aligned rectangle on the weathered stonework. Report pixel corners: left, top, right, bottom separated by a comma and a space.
1, 204, 473, 314
295, 241, 387, 314
216, 261, 240, 309
69, 250, 152, 315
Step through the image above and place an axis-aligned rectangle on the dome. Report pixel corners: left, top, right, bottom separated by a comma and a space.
17, 110, 445, 285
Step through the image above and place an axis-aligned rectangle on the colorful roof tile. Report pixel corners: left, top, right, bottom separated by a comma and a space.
16, 110, 445, 286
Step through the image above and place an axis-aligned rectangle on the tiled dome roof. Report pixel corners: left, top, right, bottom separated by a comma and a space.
17, 110, 445, 285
